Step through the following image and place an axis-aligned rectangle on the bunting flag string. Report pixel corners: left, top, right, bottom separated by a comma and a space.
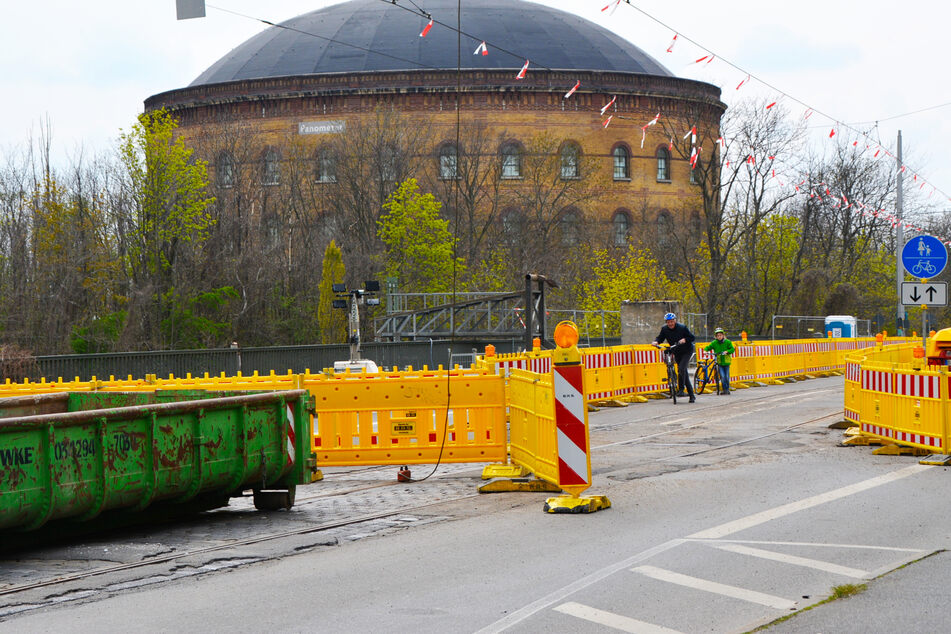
473, 41, 488, 56
602, 1, 951, 207
419, 18, 433, 37
600, 95, 617, 116
516, 59, 529, 79
564, 80, 580, 99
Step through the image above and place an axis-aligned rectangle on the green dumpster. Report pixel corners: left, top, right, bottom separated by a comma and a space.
0, 389, 317, 532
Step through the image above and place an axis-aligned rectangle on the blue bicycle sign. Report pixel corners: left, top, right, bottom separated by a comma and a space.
901, 236, 947, 280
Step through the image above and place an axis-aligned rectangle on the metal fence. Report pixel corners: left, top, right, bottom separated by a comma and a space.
29, 337, 624, 382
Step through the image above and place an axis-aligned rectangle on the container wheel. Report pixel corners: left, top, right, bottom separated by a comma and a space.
252, 486, 296, 511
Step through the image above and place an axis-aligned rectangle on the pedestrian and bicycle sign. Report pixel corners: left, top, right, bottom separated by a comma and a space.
901, 282, 947, 307
901, 235, 947, 279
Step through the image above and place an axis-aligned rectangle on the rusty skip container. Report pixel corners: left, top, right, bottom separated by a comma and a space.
0, 389, 318, 531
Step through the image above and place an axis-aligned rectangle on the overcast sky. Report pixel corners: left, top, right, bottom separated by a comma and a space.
3, 1, 949, 215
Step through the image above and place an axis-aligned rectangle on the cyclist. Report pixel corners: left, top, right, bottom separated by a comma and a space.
705, 327, 735, 394
652, 312, 696, 403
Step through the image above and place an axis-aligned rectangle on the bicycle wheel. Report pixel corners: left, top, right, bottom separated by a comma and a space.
667, 361, 678, 404
695, 362, 710, 394
712, 366, 721, 395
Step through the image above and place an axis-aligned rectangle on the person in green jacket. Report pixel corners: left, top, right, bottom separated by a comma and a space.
706, 328, 735, 394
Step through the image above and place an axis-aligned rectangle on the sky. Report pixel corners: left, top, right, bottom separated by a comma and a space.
3, 0, 950, 218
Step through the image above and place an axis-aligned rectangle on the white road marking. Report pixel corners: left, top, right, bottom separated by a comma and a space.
477, 464, 933, 632
553, 602, 684, 634
689, 538, 924, 552
711, 543, 870, 578
631, 565, 797, 610
473, 539, 685, 634
688, 464, 931, 539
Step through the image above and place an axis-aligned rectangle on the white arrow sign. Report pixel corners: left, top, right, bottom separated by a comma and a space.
901, 282, 948, 306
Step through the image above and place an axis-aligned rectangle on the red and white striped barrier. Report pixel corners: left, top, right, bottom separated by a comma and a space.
553, 363, 591, 489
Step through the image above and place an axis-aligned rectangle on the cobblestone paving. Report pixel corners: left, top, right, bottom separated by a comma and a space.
0, 463, 488, 618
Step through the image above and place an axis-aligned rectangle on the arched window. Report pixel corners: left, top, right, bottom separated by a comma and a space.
560, 209, 580, 245
560, 142, 581, 180
380, 145, 398, 182
438, 143, 458, 180
612, 210, 630, 246
613, 146, 629, 180
262, 149, 280, 186
656, 147, 671, 181
501, 208, 523, 244
656, 210, 674, 239
500, 142, 521, 179
315, 149, 336, 183
216, 152, 235, 189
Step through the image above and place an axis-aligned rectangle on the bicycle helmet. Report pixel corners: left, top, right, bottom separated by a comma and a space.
664, 312, 676, 321
714, 327, 724, 334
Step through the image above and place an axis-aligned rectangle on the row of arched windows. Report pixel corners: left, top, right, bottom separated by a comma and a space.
214, 144, 685, 188
496, 208, 675, 247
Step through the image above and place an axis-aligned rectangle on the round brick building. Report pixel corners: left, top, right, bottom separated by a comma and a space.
146, 0, 725, 279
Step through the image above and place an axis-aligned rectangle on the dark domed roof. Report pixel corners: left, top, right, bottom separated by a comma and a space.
191, 0, 671, 86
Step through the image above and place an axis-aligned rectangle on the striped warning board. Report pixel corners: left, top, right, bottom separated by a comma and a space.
553, 362, 591, 492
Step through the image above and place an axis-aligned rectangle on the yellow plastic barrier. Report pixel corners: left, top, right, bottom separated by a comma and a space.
507, 368, 557, 483
303, 368, 507, 466
581, 347, 617, 402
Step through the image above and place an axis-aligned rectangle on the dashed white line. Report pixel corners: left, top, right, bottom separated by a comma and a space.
553, 602, 684, 634
711, 543, 870, 579
631, 565, 797, 610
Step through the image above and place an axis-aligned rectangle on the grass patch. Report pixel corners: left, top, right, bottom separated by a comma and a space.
748, 583, 867, 632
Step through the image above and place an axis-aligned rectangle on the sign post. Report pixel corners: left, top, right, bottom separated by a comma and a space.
543, 321, 610, 514
901, 235, 948, 351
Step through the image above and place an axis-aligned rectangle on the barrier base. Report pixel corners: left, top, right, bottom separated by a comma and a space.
827, 420, 857, 429
480, 477, 561, 493
481, 464, 529, 480
841, 433, 886, 446
872, 444, 932, 457
596, 399, 629, 408
312, 469, 324, 482
624, 395, 649, 403
544, 494, 611, 514
920, 454, 951, 466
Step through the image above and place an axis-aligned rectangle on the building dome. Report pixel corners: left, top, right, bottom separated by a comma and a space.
191, 0, 672, 86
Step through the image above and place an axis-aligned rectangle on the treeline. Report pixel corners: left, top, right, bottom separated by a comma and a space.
0, 102, 939, 355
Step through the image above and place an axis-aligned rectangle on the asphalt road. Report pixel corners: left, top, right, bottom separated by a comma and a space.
3, 376, 949, 633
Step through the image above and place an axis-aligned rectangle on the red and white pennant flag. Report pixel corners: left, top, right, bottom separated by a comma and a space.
640, 113, 660, 148
666, 33, 678, 53
564, 80, 580, 99
683, 125, 696, 145
516, 60, 529, 79
473, 41, 488, 56
420, 18, 433, 38
600, 95, 617, 116
602, 115, 613, 129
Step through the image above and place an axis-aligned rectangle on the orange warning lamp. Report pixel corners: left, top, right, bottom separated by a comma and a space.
554, 321, 580, 349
